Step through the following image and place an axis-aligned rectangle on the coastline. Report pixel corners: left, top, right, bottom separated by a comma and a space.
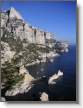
26, 52, 60, 67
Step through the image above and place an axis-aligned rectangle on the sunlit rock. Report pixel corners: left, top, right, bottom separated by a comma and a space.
48, 70, 63, 85
40, 92, 49, 101
5, 66, 34, 96
1, 41, 15, 65
9, 7, 23, 20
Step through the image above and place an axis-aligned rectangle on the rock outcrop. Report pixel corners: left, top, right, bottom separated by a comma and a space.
1, 41, 15, 65
48, 70, 63, 85
40, 92, 49, 101
5, 66, 34, 96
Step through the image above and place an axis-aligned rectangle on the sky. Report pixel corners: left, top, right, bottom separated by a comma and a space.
1, 1, 76, 44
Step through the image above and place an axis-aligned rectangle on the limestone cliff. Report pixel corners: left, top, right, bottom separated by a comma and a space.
1, 7, 55, 47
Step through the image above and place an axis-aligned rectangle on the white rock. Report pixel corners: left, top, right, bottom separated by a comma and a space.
57, 70, 63, 76
19, 65, 28, 74
35, 29, 45, 45
40, 92, 49, 101
9, 7, 23, 20
48, 70, 63, 85
1, 41, 15, 64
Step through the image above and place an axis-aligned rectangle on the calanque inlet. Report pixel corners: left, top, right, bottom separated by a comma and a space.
1, 7, 69, 101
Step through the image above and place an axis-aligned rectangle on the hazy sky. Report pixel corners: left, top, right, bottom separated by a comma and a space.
1, 1, 76, 44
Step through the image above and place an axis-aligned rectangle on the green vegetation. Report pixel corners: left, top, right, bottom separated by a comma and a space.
1, 61, 24, 89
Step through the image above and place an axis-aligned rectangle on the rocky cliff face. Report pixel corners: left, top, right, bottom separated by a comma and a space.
1, 41, 15, 65
1, 7, 69, 98
1, 7, 55, 46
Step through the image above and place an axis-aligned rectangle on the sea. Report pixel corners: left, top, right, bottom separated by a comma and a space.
5, 45, 76, 101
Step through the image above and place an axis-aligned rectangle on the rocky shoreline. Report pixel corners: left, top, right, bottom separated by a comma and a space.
26, 52, 60, 66
4, 69, 63, 97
